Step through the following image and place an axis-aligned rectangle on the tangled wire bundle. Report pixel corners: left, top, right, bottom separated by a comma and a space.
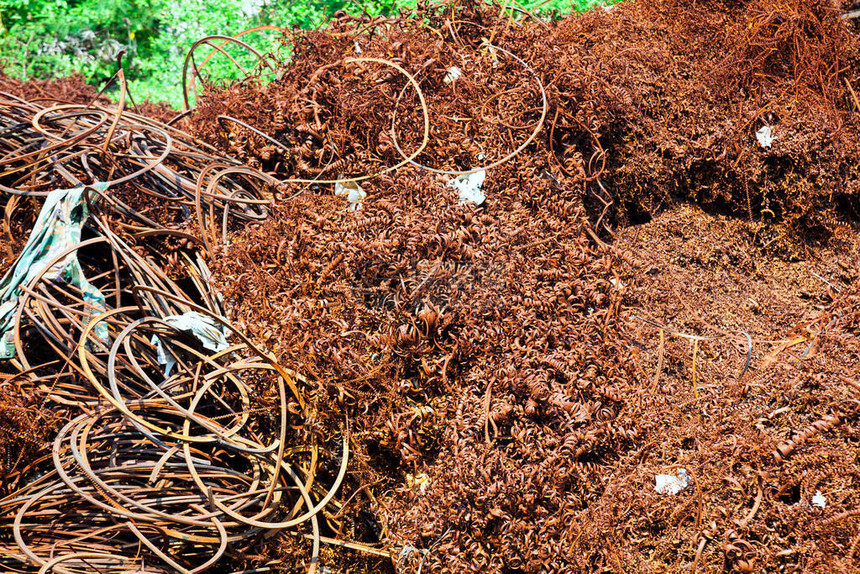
2, 0, 860, 572
0, 77, 348, 572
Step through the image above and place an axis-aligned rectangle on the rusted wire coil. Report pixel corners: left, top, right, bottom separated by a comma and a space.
0, 90, 347, 573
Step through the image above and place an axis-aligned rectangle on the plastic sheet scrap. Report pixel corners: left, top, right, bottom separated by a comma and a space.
335, 179, 367, 210
812, 491, 827, 508
756, 125, 775, 149
151, 311, 231, 376
0, 184, 109, 358
444, 66, 462, 83
406, 472, 431, 494
655, 468, 692, 495
449, 170, 486, 206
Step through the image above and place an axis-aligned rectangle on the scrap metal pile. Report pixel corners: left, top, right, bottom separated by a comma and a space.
1, 0, 860, 572
0, 86, 345, 572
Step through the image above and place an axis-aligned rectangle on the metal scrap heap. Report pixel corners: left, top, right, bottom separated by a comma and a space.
1, 0, 860, 572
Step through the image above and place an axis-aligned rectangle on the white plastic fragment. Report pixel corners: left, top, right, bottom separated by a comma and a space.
443, 66, 462, 84
151, 312, 230, 377
448, 170, 486, 206
655, 468, 692, 495
406, 472, 430, 494
756, 125, 775, 149
334, 179, 366, 211
812, 491, 827, 508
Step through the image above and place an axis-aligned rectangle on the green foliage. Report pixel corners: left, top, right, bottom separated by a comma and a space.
0, 0, 611, 108
519, 0, 611, 14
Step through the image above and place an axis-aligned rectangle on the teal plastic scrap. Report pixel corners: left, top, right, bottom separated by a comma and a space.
0, 184, 110, 359
151, 312, 230, 377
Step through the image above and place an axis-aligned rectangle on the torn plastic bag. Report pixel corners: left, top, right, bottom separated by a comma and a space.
449, 170, 486, 206
151, 312, 230, 377
0, 184, 109, 359
655, 468, 691, 495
